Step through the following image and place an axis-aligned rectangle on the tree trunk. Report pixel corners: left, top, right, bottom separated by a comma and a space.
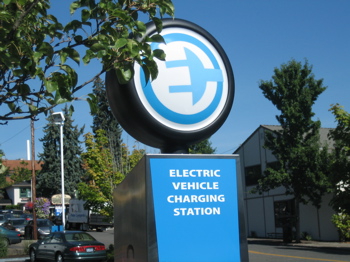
295, 199, 301, 243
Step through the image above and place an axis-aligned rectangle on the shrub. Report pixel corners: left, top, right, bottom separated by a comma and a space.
332, 212, 350, 242
0, 236, 8, 258
106, 244, 114, 262
301, 232, 312, 241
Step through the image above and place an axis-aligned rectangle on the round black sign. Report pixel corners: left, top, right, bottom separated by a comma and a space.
106, 19, 234, 153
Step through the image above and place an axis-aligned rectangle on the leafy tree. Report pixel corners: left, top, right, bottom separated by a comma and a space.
79, 130, 145, 217
37, 106, 85, 197
0, 157, 31, 188
257, 59, 330, 242
91, 77, 123, 174
0, 0, 174, 122
189, 138, 216, 154
0, 150, 10, 196
328, 104, 350, 213
9, 160, 31, 183
124, 143, 146, 172
0, 174, 8, 195
0, 150, 5, 175
78, 130, 124, 217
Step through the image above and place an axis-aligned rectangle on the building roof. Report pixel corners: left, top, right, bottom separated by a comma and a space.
234, 125, 335, 154
1, 160, 43, 185
8, 181, 31, 187
1, 160, 42, 171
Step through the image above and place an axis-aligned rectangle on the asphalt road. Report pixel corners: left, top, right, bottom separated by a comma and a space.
5, 230, 350, 262
248, 240, 350, 262
88, 228, 114, 247
90, 232, 350, 262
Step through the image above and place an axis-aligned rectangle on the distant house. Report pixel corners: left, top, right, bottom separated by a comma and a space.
234, 125, 338, 241
0, 160, 42, 210
5, 181, 31, 208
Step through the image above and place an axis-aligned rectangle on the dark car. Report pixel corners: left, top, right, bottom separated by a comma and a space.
25, 219, 55, 239
29, 231, 106, 262
2, 218, 27, 236
0, 214, 6, 225
4, 210, 23, 220
21, 213, 34, 222
0, 225, 22, 247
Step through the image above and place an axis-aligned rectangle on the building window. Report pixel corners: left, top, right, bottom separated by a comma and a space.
245, 165, 261, 186
20, 188, 31, 198
266, 161, 281, 170
274, 199, 295, 228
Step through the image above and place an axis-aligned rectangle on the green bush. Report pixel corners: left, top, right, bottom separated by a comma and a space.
332, 212, 350, 242
4, 204, 20, 210
301, 232, 312, 241
0, 236, 8, 258
106, 244, 114, 262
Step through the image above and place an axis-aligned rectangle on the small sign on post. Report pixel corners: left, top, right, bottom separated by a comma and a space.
51, 194, 71, 205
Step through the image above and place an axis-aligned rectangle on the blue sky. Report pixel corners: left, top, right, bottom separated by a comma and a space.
1, 0, 349, 160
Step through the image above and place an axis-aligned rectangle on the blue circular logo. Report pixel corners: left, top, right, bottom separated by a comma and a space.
135, 27, 229, 131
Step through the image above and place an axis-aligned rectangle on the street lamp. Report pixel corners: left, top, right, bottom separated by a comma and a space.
52, 112, 65, 229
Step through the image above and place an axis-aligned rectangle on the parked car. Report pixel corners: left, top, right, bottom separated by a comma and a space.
4, 213, 23, 221
21, 213, 33, 221
2, 218, 27, 236
29, 231, 107, 262
24, 219, 55, 239
0, 225, 22, 247
0, 214, 6, 225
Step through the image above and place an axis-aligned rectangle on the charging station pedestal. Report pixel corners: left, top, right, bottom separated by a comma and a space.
113, 154, 249, 262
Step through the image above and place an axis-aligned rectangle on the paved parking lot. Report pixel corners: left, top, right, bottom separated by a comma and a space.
2, 235, 350, 262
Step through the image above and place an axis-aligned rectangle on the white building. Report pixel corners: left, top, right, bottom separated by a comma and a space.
234, 125, 338, 241
5, 181, 31, 208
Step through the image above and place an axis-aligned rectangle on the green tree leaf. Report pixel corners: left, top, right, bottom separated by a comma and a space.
0, 0, 175, 122
257, 59, 329, 242
60, 47, 80, 65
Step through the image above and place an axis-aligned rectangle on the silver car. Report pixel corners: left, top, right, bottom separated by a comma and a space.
25, 219, 55, 239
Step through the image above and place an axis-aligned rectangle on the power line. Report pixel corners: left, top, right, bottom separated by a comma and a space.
0, 120, 47, 148
218, 145, 240, 154
0, 124, 30, 146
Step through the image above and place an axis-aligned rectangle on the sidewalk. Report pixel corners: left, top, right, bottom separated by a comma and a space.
248, 238, 350, 252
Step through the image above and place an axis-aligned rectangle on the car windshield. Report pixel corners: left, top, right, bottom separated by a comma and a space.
37, 220, 54, 227
11, 220, 26, 225
65, 233, 96, 242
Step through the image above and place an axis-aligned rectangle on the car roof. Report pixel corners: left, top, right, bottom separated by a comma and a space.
0, 225, 15, 231
61, 231, 86, 233
50, 231, 96, 236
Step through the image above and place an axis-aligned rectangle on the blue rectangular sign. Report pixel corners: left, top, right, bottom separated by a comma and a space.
149, 157, 241, 262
